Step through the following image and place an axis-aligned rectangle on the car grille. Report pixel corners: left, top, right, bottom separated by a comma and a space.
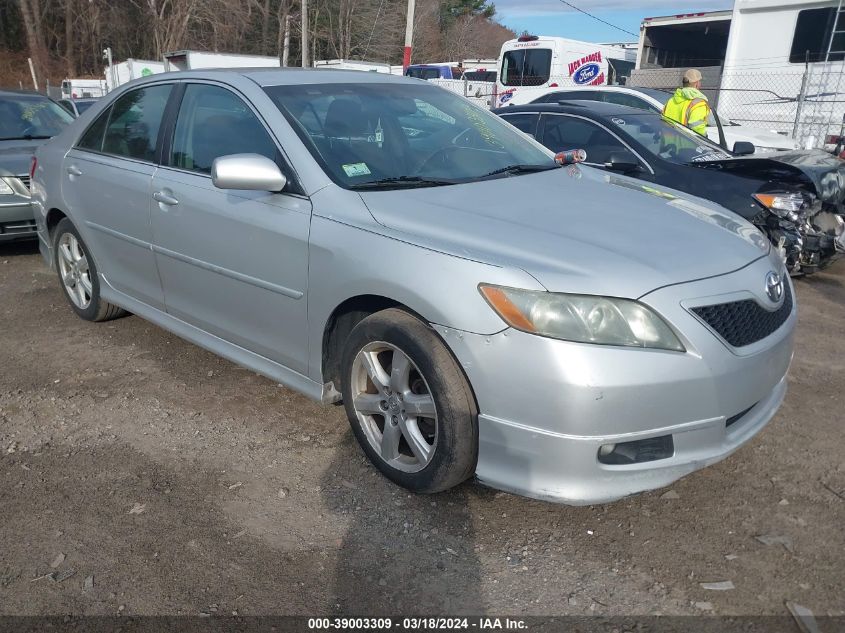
692, 283, 793, 348
17, 175, 31, 192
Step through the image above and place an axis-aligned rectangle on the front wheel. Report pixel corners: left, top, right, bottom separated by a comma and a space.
340, 308, 478, 494
53, 218, 126, 322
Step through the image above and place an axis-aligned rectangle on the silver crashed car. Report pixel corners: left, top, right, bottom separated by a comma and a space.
32, 70, 795, 504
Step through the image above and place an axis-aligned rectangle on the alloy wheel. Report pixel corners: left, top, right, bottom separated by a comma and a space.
57, 232, 93, 310
350, 341, 438, 473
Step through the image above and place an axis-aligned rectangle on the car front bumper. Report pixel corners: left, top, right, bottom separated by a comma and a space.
0, 199, 36, 242
436, 255, 796, 505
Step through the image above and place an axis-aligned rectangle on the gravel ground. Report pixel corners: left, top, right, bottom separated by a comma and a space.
0, 241, 843, 618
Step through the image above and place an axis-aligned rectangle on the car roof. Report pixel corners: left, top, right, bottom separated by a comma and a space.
129, 67, 415, 88
494, 101, 656, 118
0, 88, 51, 98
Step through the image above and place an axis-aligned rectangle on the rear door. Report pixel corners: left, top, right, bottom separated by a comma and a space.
61, 82, 174, 309
150, 82, 311, 373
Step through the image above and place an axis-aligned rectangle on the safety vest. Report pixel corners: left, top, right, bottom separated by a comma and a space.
663, 92, 709, 136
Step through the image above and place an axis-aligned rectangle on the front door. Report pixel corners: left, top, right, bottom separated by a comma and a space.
61, 83, 173, 309
150, 82, 311, 373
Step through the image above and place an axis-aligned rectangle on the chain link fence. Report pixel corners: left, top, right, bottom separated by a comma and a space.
630, 64, 845, 150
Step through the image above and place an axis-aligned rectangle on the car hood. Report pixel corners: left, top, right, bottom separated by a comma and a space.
720, 125, 799, 151
696, 149, 845, 205
359, 166, 770, 299
0, 139, 43, 177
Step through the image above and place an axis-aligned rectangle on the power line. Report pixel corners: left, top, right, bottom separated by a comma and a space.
557, 0, 638, 38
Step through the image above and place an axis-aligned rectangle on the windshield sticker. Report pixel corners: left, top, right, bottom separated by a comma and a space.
612, 118, 626, 126
342, 163, 372, 178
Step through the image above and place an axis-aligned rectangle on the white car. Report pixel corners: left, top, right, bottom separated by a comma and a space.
526, 85, 800, 154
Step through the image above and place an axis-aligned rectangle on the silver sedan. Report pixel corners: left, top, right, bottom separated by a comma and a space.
31, 69, 795, 504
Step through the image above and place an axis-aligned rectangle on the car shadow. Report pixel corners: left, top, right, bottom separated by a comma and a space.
0, 240, 39, 257
321, 432, 487, 614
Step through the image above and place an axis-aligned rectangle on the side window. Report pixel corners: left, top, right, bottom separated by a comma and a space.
541, 115, 628, 165
790, 8, 843, 63
170, 84, 278, 175
77, 106, 111, 151
500, 114, 540, 138
599, 92, 653, 112
101, 85, 172, 161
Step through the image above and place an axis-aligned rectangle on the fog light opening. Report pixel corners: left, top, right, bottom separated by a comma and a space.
598, 444, 616, 457
597, 435, 674, 465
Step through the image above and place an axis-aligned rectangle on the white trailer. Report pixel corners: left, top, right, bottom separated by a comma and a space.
60, 79, 107, 99
632, 1, 845, 147
163, 50, 281, 71
104, 59, 166, 92
313, 59, 393, 73
494, 35, 636, 108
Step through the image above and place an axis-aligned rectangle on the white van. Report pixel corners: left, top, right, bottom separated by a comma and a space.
495, 35, 635, 108
60, 79, 107, 100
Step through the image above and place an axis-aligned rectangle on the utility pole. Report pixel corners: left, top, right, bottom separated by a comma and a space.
283, 14, 291, 67
301, 0, 309, 68
403, 0, 416, 70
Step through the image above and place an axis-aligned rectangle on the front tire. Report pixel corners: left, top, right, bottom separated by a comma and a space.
340, 308, 478, 494
53, 218, 125, 322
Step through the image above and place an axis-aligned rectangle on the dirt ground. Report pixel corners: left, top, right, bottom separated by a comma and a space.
0, 240, 843, 619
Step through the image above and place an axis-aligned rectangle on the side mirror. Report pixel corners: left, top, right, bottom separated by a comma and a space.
732, 141, 755, 156
604, 151, 641, 173
211, 154, 287, 192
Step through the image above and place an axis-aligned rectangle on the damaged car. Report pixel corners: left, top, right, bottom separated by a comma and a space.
33, 70, 795, 504
496, 100, 845, 275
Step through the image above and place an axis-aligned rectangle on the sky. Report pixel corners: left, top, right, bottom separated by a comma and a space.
495, 0, 734, 43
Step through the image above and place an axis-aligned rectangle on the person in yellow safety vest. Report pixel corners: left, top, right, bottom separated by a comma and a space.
663, 69, 710, 136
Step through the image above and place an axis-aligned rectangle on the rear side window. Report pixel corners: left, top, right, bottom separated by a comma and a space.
535, 90, 598, 104
500, 113, 540, 138
100, 85, 172, 161
599, 92, 655, 111
170, 84, 278, 175
77, 107, 110, 151
502, 49, 552, 87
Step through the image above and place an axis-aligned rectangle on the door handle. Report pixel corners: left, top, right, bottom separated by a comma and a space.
153, 191, 179, 206
66, 165, 83, 177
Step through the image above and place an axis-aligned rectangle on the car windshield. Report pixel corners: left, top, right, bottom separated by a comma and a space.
607, 112, 732, 164
0, 94, 73, 140
265, 82, 555, 189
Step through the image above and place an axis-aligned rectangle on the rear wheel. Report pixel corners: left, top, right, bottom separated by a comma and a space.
53, 218, 126, 322
341, 308, 478, 493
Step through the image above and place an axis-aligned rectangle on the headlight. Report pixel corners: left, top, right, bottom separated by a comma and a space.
753, 191, 817, 222
0, 178, 14, 195
479, 285, 685, 352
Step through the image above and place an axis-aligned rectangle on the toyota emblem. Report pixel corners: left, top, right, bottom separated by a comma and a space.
765, 271, 784, 303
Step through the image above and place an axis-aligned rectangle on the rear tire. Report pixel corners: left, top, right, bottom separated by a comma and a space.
340, 308, 478, 494
53, 218, 126, 322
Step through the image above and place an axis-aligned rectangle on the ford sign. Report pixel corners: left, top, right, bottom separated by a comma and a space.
573, 62, 601, 85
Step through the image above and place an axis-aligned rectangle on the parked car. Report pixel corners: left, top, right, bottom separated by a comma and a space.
0, 89, 74, 242
58, 97, 98, 117
496, 101, 845, 274
527, 85, 800, 153
33, 70, 795, 504
405, 64, 463, 80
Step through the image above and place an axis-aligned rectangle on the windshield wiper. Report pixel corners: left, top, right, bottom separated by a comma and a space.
479, 163, 560, 179
350, 176, 459, 190
0, 135, 53, 141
